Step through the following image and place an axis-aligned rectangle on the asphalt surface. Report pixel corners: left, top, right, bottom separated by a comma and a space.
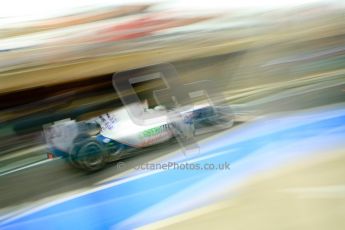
0, 132, 212, 212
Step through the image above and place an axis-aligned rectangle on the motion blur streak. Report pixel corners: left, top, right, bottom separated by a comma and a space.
1, 105, 345, 229
0, 0, 344, 229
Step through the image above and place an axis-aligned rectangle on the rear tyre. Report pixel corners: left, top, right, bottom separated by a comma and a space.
70, 137, 106, 172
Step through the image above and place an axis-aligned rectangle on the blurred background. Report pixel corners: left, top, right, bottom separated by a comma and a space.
0, 0, 344, 229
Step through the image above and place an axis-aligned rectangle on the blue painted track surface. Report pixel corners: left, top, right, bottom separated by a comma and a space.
2, 105, 345, 229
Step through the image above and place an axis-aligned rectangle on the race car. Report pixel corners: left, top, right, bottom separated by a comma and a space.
44, 102, 233, 171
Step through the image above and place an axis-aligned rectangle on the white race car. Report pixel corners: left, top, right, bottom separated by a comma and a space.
44, 102, 233, 171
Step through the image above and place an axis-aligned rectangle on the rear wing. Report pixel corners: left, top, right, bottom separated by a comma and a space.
43, 119, 79, 154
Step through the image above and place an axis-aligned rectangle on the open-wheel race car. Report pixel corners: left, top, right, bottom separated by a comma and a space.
44, 101, 234, 171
